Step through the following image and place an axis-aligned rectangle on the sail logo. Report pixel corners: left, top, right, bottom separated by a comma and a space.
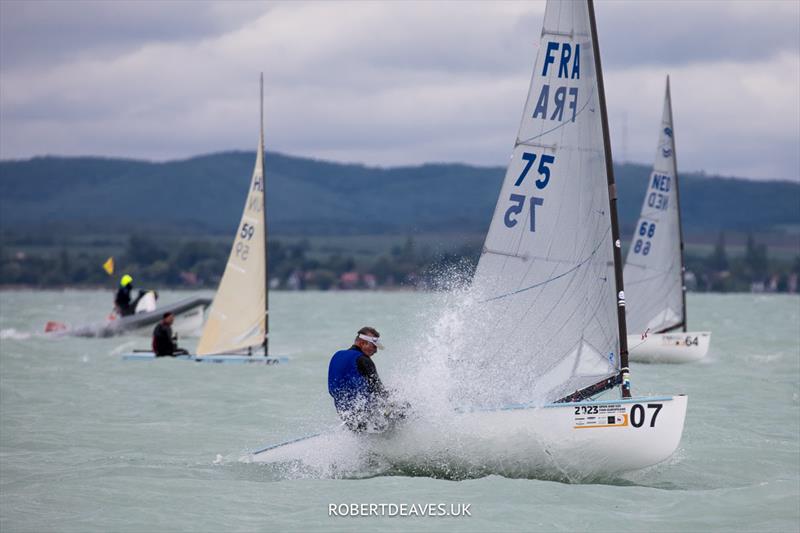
661, 128, 673, 157
532, 41, 580, 123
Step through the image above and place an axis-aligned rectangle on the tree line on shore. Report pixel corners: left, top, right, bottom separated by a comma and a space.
1, 233, 798, 293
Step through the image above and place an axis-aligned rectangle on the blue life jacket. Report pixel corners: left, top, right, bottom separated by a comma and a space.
328, 348, 370, 412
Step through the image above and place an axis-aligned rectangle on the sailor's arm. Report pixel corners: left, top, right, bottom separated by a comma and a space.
356, 355, 389, 397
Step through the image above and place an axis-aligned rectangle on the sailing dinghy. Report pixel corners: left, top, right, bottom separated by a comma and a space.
124, 76, 286, 365
623, 78, 711, 363
251, 0, 686, 477
44, 294, 210, 338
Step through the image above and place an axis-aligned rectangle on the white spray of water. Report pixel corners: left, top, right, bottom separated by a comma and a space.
250, 263, 634, 482
0, 328, 32, 340
390, 260, 551, 418
110, 341, 137, 356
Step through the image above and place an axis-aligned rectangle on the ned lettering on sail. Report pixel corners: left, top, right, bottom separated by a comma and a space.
648, 173, 671, 210
533, 41, 580, 123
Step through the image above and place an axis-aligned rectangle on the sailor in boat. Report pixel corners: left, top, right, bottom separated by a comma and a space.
328, 327, 407, 432
152, 312, 188, 357
114, 274, 145, 317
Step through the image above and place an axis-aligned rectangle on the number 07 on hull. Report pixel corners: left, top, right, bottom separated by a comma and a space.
393, 396, 687, 477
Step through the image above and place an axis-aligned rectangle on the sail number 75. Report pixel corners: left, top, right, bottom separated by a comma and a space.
504, 151, 555, 232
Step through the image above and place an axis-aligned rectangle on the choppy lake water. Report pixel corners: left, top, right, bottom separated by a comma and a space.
1, 290, 798, 532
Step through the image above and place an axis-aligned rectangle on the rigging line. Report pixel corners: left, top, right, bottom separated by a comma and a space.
492, 227, 603, 343
538, 172, 604, 284
479, 254, 584, 364
634, 214, 664, 224
481, 245, 596, 365
476, 226, 605, 366
512, 156, 601, 302
516, 85, 596, 146
626, 336, 652, 353
625, 269, 679, 285
480, 227, 610, 303
590, 298, 618, 355
535, 286, 613, 374
483, 250, 585, 266
515, 237, 608, 356
625, 260, 678, 272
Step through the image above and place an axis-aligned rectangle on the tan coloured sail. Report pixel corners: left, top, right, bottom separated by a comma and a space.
197, 119, 267, 355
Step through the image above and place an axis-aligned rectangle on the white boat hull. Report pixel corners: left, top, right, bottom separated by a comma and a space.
251, 395, 688, 479
122, 352, 288, 365
170, 305, 206, 338
46, 297, 211, 338
627, 332, 711, 363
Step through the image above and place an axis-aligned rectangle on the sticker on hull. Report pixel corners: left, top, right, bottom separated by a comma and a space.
573, 404, 628, 429
661, 334, 700, 347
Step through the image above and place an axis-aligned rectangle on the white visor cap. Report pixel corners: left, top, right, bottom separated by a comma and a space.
358, 333, 384, 350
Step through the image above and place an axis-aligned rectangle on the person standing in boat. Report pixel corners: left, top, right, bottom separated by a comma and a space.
114, 274, 145, 317
328, 327, 401, 431
152, 312, 188, 356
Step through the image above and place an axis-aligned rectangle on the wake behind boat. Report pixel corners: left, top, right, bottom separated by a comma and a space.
251, 0, 687, 477
122, 75, 286, 365
623, 78, 711, 363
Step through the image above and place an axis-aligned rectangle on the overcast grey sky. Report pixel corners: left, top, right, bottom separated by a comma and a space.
1, 0, 798, 180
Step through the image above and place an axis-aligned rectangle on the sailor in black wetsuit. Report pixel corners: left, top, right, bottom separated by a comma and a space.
328, 326, 403, 432
114, 274, 145, 317
152, 312, 188, 356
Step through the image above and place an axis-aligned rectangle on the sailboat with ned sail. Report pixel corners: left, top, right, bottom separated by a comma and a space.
124, 75, 286, 365
623, 78, 711, 363
252, 0, 686, 476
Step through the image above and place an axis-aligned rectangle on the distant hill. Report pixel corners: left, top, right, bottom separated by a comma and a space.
1, 151, 798, 238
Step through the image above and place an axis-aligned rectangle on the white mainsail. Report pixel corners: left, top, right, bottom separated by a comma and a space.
470, 0, 627, 404
197, 83, 268, 356
623, 78, 684, 336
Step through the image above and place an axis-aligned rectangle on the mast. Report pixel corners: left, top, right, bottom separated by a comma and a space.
666, 76, 688, 333
260, 72, 270, 355
587, 0, 631, 398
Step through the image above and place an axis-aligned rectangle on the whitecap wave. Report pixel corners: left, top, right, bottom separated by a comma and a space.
0, 328, 32, 340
